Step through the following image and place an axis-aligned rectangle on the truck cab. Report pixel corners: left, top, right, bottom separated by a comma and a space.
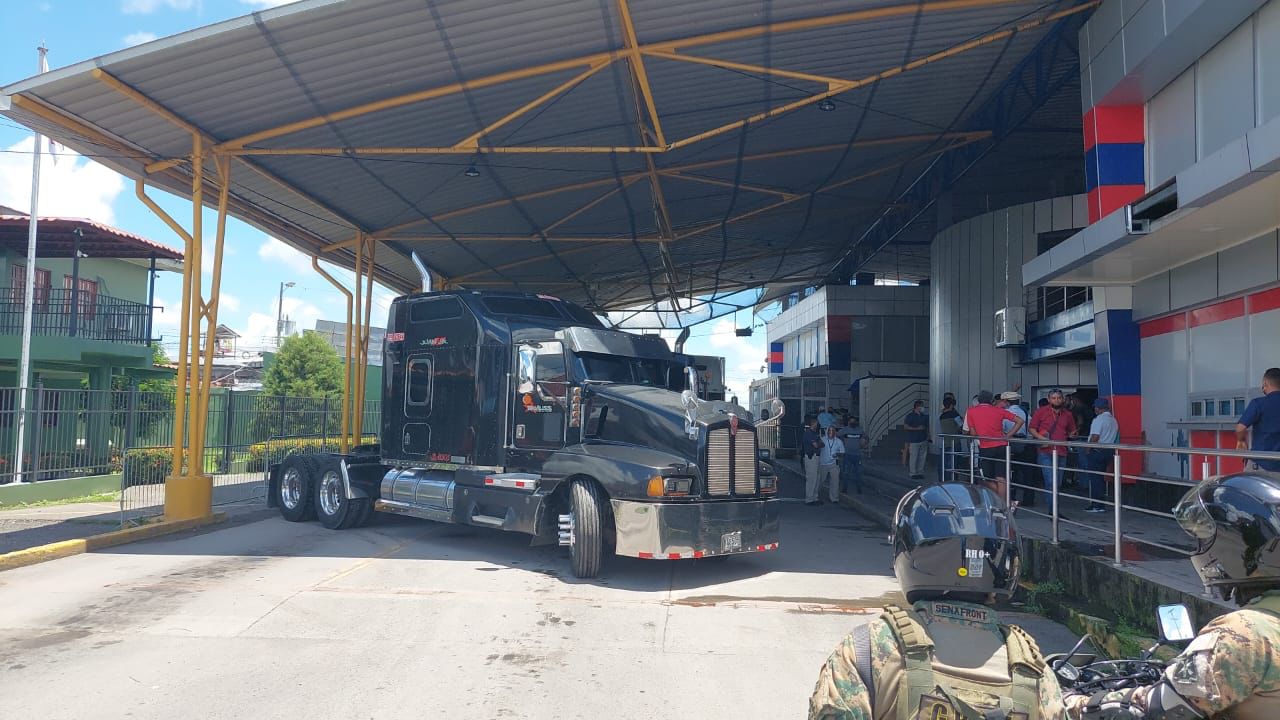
268, 290, 780, 578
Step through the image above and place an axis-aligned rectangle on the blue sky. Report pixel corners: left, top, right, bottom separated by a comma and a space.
0, 0, 767, 396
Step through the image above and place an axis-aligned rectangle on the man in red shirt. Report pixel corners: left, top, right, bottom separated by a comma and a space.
964, 390, 1024, 501
1028, 388, 1077, 494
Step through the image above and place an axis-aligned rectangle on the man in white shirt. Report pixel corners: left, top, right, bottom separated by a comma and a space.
999, 391, 1035, 506
818, 425, 845, 504
1085, 397, 1120, 513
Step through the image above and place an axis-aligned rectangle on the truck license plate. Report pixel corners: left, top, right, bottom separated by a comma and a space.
721, 531, 742, 552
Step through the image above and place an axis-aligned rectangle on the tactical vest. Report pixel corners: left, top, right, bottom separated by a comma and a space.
880, 604, 1046, 720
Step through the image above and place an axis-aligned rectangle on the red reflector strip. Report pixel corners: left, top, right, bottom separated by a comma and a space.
693, 551, 704, 558
667, 553, 681, 560
638, 552, 654, 559
484, 477, 493, 485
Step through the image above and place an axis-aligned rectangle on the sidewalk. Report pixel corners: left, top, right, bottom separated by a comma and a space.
0, 477, 269, 554
776, 454, 1221, 605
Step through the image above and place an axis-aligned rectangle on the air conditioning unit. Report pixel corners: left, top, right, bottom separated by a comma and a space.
994, 307, 1026, 348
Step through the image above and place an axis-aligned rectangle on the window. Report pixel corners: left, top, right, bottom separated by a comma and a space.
1219, 400, 1233, 417
409, 297, 463, 323
405, 357, 432, 407
482, 297, 562, 319
11, 266, 51, 305
63, 276, 97, 319
1191, 400, 1204, 417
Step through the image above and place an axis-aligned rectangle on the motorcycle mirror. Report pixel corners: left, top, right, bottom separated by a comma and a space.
1055, 663, 1080, 683
1157, 604, 1195, 643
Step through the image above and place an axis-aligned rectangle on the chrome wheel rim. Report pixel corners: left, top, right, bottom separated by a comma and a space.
281, 467, 302, 509
319, 470, 343, 516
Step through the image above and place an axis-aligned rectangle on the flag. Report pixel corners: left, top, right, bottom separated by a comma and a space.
37, 49, 61, 164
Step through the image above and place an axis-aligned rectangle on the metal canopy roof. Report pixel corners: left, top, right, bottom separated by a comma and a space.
0, 0, 1093, 311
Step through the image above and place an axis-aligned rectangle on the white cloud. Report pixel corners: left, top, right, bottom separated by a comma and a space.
121, 0, 195, 14
218, 293, 241, 313
123, 31, 158, 47
238, 295, 324, 351
257, 236, 313, 276
240, 0, 297, 7
0, 137, 124, 224
699, 319, 766, 400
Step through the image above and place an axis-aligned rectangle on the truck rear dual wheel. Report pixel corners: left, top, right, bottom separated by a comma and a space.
315, 457, 373, 530
277, 454, 317, 523
569, 480, 606, 579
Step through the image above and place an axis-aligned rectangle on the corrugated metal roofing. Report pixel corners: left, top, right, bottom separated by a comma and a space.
0, 0, 1092, 310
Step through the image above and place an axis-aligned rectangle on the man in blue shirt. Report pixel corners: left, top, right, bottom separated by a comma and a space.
1237, 368, 1280, 472
904, 400, 929, 479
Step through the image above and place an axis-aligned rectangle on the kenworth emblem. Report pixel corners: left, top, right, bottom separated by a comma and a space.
729, 414, 739, 437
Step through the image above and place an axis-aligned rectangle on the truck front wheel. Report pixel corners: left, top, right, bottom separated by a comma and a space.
568, 480, 606, 579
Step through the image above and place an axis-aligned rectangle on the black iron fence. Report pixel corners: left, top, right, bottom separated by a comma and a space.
0, 385, 380, 486
0, 288, 153, 344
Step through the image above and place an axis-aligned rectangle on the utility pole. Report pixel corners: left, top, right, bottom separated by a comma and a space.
275, 280, 295, 349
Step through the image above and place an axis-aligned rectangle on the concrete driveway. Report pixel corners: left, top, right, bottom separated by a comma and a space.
0, 500, 1075, 719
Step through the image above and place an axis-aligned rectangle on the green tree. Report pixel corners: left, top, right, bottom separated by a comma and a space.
262, 332, 345, 399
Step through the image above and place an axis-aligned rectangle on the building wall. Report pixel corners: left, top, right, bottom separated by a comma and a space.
930, 197, 1097, 423
1145, 1, 1280, 188
0, 249, 151, 304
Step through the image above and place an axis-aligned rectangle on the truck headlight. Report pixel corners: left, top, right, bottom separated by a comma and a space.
647, 475, 692, 497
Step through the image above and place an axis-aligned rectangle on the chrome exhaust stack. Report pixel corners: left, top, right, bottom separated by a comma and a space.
411, 251, 431, 292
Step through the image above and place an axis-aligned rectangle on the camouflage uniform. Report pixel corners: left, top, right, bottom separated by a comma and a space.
1064, 591, 1280, 720
810, 599, 1066, 720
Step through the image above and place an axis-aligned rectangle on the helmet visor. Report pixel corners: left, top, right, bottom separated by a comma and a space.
1174, 487, 1216, 547
906, 501, 1012, 545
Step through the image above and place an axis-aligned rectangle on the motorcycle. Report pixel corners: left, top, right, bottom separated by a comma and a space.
1044, 603, 1196, 696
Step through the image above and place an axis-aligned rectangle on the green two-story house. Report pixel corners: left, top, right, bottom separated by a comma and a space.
0, 207, 181, 390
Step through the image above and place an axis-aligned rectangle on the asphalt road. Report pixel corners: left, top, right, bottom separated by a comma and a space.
0, 500, 1078, 719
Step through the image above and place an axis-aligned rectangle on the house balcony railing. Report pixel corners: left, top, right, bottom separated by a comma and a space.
0, 288, 152, 344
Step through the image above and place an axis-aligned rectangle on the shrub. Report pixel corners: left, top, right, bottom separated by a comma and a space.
122, 447, 174, 487
245, 436, 377, 472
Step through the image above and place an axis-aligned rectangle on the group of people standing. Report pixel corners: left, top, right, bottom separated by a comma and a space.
939, 388, 1121, 511
801, 409, 867, 505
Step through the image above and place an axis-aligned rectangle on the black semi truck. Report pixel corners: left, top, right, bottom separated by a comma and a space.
267, 288, 780, 578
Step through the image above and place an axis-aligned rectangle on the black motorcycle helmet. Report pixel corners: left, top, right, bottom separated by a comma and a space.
1174, 473, 1280, 604
892, 483, 1021, 604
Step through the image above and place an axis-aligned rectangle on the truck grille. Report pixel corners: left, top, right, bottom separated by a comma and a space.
705, 426, 757, 496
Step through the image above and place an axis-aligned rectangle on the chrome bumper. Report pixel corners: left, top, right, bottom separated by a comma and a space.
610, 498, 780, 559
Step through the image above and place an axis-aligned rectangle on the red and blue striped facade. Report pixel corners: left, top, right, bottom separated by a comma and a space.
768, 342, 784, 374
1084, 105, 1145, 223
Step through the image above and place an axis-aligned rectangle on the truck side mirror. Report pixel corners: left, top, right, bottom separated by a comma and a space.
1157, 604, 1194, 642
684, 365, 698, 393
680, 389, 699, 439
517, 347, 535, 394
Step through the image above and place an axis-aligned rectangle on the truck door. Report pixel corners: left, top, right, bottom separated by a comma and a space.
512, 341, 567, 449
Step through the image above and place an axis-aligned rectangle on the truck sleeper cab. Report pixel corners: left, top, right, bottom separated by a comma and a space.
267, 290, 780, 578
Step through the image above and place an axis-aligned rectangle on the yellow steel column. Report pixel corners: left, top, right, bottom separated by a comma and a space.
311, 256, 353, 453
165, 134, 213, 521
349, 234, 365, 447
192, 156, 231, 464
353, 236, 376, 444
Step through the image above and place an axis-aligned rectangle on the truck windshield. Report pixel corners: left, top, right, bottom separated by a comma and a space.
573, 353, 681, 390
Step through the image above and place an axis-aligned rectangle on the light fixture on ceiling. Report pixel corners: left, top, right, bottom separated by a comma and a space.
464, 164, 480, 178
817, 98, 836, 112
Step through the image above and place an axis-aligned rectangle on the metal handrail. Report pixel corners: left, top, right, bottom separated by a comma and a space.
865, 381, 927, 451
936, 431, 1280, 571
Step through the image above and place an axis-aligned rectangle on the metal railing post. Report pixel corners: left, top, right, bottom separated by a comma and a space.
968, 442, 976, 484
1202, 459, 1212, 480
322, 396, 330, 447
30, 382, 43, 482
1005, 443, 1012, 507
1113, 453, 1123, 567
125, 384, 138, 450
1051, 450, 1060, 544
